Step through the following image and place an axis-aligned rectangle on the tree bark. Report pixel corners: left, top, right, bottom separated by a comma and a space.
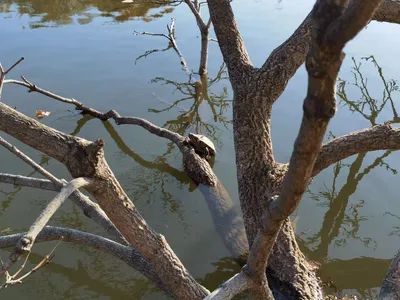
0, 102, 209, 299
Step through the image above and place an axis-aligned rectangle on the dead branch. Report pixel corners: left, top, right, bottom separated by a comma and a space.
134, 18, 191, 74
4, 77, 184, 145
0, 177, 91, 274
0, 102, 209, 299
0, 57, 24, 100
1, 239, 61, 290
184, 0, 206, 28
242, 0, 383, 298
0, 136, 59, 183
0, 226, 171, 295
205, 272, 250, 300
0, 135, 128, 245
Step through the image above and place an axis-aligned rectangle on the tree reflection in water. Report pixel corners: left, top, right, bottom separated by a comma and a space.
300, 56, 399, 298
0, 0, 175, 28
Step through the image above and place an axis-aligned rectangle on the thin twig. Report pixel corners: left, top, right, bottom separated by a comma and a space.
0, 136, 59, 184
0, 57, 24, 100
0, 136, 129, 245
0, 239, 62, 290
0, 178, 91, 275
184, 0, 206, 28
4, 78, 184, 145
0, 226, 171, 296
134, 18, 191, 75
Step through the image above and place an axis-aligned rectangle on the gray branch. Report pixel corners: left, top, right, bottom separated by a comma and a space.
0, 178, 91, 274
0, 226, 172, 296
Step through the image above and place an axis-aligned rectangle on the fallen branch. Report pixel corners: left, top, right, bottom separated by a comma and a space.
0, 102, 209, 299
0, 57, 24, 99
0, 226, 171, 295
0, 177, 91, 274
5, 77, 184, 145
0, 136, 59, 183
0, 135, 128, 245
1, 239, 61, 290
205, 272, 250, 300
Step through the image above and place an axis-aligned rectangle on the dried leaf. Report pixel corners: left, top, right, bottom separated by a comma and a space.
35, 110, 51, 119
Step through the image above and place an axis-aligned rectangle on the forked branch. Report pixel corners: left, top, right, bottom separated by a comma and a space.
0, 177, 91, 274
242, 0, 383, 298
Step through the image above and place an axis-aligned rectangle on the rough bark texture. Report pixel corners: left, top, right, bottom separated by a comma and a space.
0, 102, 209, 299
379, 248, 400, 299
0, 226, 171, 296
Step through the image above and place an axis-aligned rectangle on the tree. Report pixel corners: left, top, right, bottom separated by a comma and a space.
1, 0, 400, 299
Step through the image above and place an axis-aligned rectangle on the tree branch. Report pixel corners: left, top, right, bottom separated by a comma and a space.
207, 0, 253, 85
244, 0, 383, 297
134, 18, 191, 75
313, 123, 400, 176
374, 0, 400, 24
0, 178, 91, 274
0, 226, 171, 296
204, 272, 250, 300
0, 135, 128, 245
4, 77, 184, 145
0, 136, 60, 183
258, 0, 400, 105
0, 102, 209, 299
184, 0, 206, 28
379, 247, 400, 299
0, 57, 24, 100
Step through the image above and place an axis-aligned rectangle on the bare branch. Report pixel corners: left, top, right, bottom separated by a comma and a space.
205, 272, 250, 300
0, 134, 128, 245
313, 123, 400, 176
243, 0, 383, 297
379, 247, 400, 299
207, 0, 253, 85
259, 0, 400, 106
373, 0, 400, 23
134, 18, 191, 74
1, 239, 61, 289
0, 226, 171, 296
0, 57, 24, 100
0, 173, 128, 245
0, 102, 209, 299
184, 0, 206, 28
0, 178, 91, 274
0, 136, 59, 183
4, 78, 184, 145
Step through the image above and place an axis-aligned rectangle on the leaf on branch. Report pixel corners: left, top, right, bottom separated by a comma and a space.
35, 110, 51, 119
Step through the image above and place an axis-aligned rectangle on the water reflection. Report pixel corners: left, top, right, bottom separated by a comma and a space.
301, 56, 399, 298
148, 65, 232, 145
0, 154, 50, 216
1, 0, 175, 27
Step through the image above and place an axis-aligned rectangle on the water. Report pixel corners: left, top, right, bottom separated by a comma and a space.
1, 1, 400, 299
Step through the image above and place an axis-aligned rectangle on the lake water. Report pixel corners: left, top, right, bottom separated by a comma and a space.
1, 0, 400, 299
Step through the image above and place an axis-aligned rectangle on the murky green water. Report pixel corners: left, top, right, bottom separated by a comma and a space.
1, 1, 400, 299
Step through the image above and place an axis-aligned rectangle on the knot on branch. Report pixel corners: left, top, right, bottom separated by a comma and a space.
65, 140, 104, 179
17, 236, 32, 253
